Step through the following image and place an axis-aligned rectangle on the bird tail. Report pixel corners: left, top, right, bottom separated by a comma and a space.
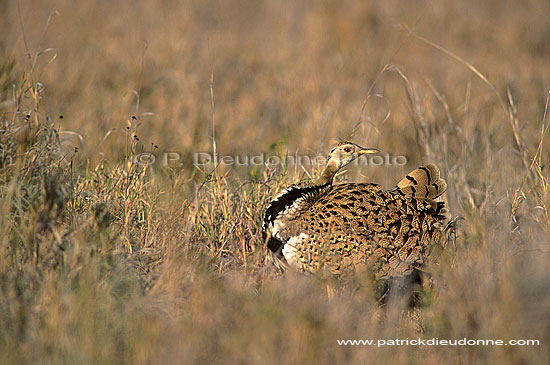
395, 164, 447, 200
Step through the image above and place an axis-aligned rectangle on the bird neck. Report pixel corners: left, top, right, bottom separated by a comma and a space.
317, 159, 339, 185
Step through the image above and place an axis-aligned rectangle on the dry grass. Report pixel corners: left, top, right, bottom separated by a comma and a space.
1, 0, 549, 363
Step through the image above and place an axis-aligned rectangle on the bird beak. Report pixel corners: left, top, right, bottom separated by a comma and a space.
358, 148, 379, 155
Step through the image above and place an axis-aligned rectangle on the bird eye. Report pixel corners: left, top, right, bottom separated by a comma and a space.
344, 147, 352, 153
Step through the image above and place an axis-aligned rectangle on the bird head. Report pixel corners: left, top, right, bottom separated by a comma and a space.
327, 142, 379, 170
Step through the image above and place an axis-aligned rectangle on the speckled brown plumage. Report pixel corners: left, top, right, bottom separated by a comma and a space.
263, 142, 447, 278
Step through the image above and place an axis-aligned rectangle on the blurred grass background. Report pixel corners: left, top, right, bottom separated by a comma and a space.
1, 0, 549, 363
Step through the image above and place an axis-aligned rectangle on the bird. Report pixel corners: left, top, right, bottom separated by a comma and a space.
262, 141, 447, 279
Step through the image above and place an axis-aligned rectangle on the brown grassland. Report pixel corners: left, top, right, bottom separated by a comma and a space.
1, 0, 549, 363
